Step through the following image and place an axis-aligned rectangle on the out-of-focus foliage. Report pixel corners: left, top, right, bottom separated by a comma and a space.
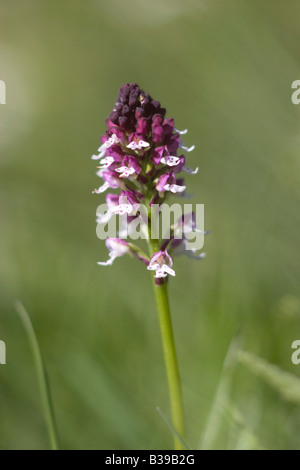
1, 0, 300, 450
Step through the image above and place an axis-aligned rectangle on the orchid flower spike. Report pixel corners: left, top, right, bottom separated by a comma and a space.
91, 83, 206, 281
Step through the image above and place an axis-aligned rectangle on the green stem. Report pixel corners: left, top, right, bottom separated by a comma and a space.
149, 238, 186, 450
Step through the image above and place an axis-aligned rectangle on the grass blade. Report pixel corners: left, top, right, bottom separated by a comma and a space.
156, 407, 191, 450
199, 337, 240, 450
14, 300, 59, 450
238, 351, 300, 406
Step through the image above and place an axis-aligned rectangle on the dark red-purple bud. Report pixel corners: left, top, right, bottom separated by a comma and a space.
118, 83, 132, 103
152, 114, 164, 126
152, 100, 161, 110
136, 118, 149, 136
163, 118, 174, 139
122, 105, 131, 116
110, 111, 119, 124
152, 125, 164, 143
118, 116, 130, 129
135, 107, 145, 120
129, 96, 139, 108
108, 84, 168, 135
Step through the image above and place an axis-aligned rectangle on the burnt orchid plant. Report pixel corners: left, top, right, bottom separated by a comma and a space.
91, 83, 206, 450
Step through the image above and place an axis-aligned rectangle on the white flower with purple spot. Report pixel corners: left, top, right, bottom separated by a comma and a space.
157, 172, 186, 194
164, 183, 186, 193
110, 190, 140, 216
115, 166, 135, 178
161, 156, 181, 167
96, 194, 119, 224
97, 238, 131, 266
99, 156, 115, 169
111, 202, 134, 216
91, 134, 121, 160
127, 139, 150, 151
93, 170, 121, 194
147, 251, 176, 278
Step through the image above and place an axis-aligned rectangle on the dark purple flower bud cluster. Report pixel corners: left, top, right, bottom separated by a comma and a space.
92, 83, 197, 198
109, 83, 166, 132
91, 83, 203, 278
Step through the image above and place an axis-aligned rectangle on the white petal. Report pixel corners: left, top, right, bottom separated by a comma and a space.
98, 143, 108, 153
118, 227, 128, 238
147, 263, 160, 271
96, 168, 105, 177
164, 184, 186, 194
115, 166, 135, 178
93, 182, 110, 194
97, 256, 115, 266
92, 149, 106, 160
98, 242, 130, 263
127, 142, 138, 150
175, 128, 188, 135
161, 156, 181, 167
110, 134, 120, 144
111, 204, 133, 215
154, 270, 168, 278
115, 166, 127, 173
162, 264, 176, 277
98, 134, 120, 153
139, 140, 150, 148
100, 156, 114, 168
180, 143, 195, 152
186, 251, 206, 260
96, 211, 113, 224
127, 140, 150, 151
183, 165, 199, 175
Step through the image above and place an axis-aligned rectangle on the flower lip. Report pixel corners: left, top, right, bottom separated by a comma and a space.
99, 156, 115, 168
127, 134, 150, 151
160, 156, 181, 167
157, 171, 186, 194
115, 166, 135, 178
110, 190, 141, 216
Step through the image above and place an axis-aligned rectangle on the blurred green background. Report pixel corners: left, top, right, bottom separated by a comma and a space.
1, 0, 300, 450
